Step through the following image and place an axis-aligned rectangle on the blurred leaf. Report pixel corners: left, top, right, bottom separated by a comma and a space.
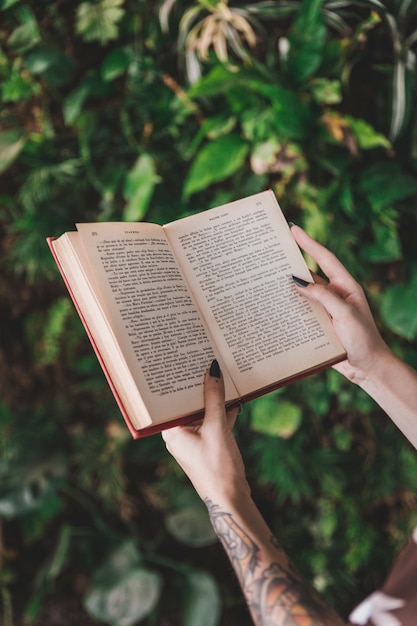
166, 504, 217, 547
362, 222, 402, 263
0, 0, 21, 8
359, 162, 417, 208
64, 83, 94, 126
24, 47, 76, 86
182, 570, 221, 626
63, 74, 110, 125
1, 67, 39, 102
0, 456, 66, 519
0, 129, 25, 173
332, 425, 352, 452
287, 0, 326, 82
47, 524, 72, 582
380, 270, 417, 340
251, 395, 302, 438
183, 134, 249, 199
76, 0, 126, 45
345, 116, 390, 150
101, 46, 131, 81
84, 541, 161, 626
37, 297, 73, 365
317, 499, 338, 540
7, 7, 40, 53
123, 154, 159, 221
20, 493, 63, 543
310, 78, 342, 105
89, 541, 142, 585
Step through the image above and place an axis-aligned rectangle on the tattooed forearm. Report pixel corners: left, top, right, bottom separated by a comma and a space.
205, 499, 343, 626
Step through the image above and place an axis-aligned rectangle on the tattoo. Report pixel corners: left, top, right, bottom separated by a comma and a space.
205, 499, 339, 626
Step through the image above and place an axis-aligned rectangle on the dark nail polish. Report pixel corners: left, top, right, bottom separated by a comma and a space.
288, 221, 296, 228
209, 359, 221, 378
292, 275, 310, 288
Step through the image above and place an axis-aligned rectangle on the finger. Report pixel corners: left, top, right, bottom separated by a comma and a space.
294, 280, 351, 326
291, 225, 358, 288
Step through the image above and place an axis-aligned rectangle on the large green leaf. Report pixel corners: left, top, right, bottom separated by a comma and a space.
76, 0, 126, 45
182, 570, 221, 626
85, 569, 161, 626
251, 395, 303, 438
183, 134, 249, 199
123, 154, 159, 221
287, 0, 326, 82
84, 541, 161, 626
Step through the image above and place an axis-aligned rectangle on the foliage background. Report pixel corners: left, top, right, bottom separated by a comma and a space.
1, 0, 417, 624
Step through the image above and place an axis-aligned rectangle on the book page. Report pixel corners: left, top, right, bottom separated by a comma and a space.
74, 223, 238, 426
165, 191, 345, 396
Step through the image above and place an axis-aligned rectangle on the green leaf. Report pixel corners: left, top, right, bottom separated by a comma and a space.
182, 570, 221, 626
63, 74, 109, 125
24, 48, 76, 86
287, 0, 326, 82
310, 78, 342, 105
84, 542, 161, 626
7, 8, 40, 53
380, 270, 417, 340
166, 504, 217, 547
101, 47, 131, 81
345, 116, 390, 150
76, 0, 126, 45
362, 222, 402, 263
63, 84, 91, 125
0, 129, 25, 174
183, 134, 249, 199
123, 154, 159, 221
358, 162, 417, 208
251, 396, 303, 438
0, 0, 21, 8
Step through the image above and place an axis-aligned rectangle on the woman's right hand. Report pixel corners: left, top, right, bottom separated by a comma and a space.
291, 225, 391, 387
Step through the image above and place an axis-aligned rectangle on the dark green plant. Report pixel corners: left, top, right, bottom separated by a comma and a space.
1, 1, 417, 624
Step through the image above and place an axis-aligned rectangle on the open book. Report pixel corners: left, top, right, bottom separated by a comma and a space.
48, 190, 346, 438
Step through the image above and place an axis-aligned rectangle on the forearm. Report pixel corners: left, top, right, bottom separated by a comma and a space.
205, 493, 346, 626
360, 349, 417, 450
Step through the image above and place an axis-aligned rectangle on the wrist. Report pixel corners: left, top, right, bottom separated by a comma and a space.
202, 480, 252, 512
358, 345, 398, 392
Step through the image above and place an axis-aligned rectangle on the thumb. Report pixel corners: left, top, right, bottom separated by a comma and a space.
203, 360, 227, 429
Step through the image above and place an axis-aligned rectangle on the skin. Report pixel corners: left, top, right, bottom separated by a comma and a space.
162, 225, 417, 625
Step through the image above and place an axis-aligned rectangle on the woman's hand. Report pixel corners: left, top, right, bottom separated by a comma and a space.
162, 361, 249, 505
291, 225, 391, 386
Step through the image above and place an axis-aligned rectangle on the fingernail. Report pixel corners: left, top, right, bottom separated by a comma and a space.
292, 275, 310, 288
209, 359, 221, 378
288, 221, 296, 228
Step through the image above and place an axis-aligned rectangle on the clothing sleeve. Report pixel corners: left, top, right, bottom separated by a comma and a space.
348, 527, 417, 626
